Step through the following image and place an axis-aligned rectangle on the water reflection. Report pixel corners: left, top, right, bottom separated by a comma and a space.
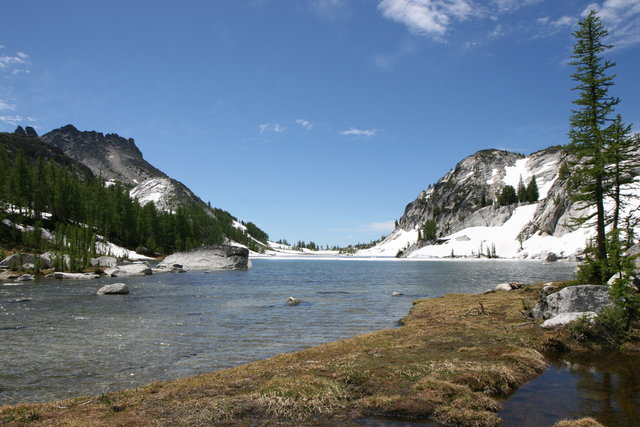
500, 353, 640, 426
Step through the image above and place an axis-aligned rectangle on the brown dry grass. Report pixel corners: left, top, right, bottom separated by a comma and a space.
0, 283, 571, 426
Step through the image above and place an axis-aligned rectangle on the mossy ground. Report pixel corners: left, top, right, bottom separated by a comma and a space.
0, 283, 633, 426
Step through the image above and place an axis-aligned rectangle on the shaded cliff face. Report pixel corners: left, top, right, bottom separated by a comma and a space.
41, 125, 165, 186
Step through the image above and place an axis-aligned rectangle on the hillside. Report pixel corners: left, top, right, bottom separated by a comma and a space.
0, 127, 270, 261
360, 145, 639, 260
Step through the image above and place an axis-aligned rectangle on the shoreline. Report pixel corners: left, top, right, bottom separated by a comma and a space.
1, 281, 613, 426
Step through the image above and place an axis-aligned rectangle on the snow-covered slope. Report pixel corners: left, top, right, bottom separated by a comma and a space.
359, 146, 639, 260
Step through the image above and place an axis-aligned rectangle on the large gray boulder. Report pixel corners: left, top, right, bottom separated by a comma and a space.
90, 256, 117, 268
157, 245, 250, 271
104, 264, 152, 277
530, 285, 611, 321
0, 254, 36, 269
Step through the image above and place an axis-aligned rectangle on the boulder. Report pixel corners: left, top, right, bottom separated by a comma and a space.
40, 252, 69, 270
21, 263, 36, 270
90, 256, 117, 268
530, 285, 611, 320
541, 251, 559, 262
104, 264, 152, 277
541, 312, 596, 328
16, 274, 35, 281
287, 296, 301, 306
0, 254, 36, 269
97, 283, 129, 295
392, 291, 404, 296
46, 272, 101, 280
495, 283, 512, 292
157, 245, 250, 271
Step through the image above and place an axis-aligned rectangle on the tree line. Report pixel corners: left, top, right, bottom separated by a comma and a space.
0, 140, 268, 269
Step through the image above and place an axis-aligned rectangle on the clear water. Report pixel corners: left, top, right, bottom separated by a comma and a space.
0, 259, 575, 406
500, 352, 640, 426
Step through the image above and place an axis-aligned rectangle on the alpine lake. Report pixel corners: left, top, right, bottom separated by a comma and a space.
1, 258, 638, 425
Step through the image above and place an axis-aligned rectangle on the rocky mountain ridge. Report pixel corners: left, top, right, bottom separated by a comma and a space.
40, 125, 211, 213
361, 144, 638, 259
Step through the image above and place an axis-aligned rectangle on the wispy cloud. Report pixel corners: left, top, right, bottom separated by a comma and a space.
259, 122, 286, 133
0, 51, 30, 74
378, 0, 475, 40
0, 100, 17, 111
583, 0, 640, 48
367, 220, 395, 233
340, 128, 376, 136
309, 0, 351, 20
296, 119, 314, 130
0, 115, 36, 126
492, 0, 542, 13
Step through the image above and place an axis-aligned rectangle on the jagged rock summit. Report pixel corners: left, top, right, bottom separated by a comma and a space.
41, 124, 164, 186
40, 125, 207, 212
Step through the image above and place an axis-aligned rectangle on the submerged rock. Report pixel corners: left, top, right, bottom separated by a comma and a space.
97, 283, 129, 295
157, 245, 250, 271
16, 274, 35, 282
287, 296, 301, 306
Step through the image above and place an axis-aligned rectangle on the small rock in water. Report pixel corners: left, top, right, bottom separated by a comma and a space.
9, 297, 32, 303
392, 291, 404, 296
97, 283, 130, 295
287, 296, 300, 306
16, 274, 35, 282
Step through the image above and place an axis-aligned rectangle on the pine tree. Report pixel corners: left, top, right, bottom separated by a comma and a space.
517, 177, 527, 202
567, 10, 620, 280
605, 115, 637, 231
526, 177, 539, 202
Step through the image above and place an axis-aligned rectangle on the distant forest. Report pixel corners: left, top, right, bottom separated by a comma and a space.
0, 132, 268, 268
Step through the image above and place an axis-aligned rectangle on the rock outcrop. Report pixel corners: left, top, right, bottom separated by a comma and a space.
530, 285, 611, 327
46, 272, 101, 280
157, 245, 250, 271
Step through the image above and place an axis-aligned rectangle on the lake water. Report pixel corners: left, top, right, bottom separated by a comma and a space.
0, 259, 575, 406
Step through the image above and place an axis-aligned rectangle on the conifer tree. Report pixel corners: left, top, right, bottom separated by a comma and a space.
526, 177, 539, 202
567, 10, 620, 278
517, 177, 527, 203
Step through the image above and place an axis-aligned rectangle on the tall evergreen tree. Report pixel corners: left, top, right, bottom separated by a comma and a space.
517, 177, 527, 203
526, 177, 539, 202
567, 10, 620, 278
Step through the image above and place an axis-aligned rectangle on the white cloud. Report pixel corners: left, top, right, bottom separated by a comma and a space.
0, 51, 30, 71
378, 0, 475, 39
296, 119, 314, 130
259, 122, 286, 133
0, 100, 17, 111
0, 115, 35, 126
492, 0, 542, 13
367, 220, 395, 233
340, 128, 376, 136
309, 0, 351, 20
583, 0, 640, 48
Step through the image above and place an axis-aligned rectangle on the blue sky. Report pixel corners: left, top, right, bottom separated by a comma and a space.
2, 0, 639, 246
